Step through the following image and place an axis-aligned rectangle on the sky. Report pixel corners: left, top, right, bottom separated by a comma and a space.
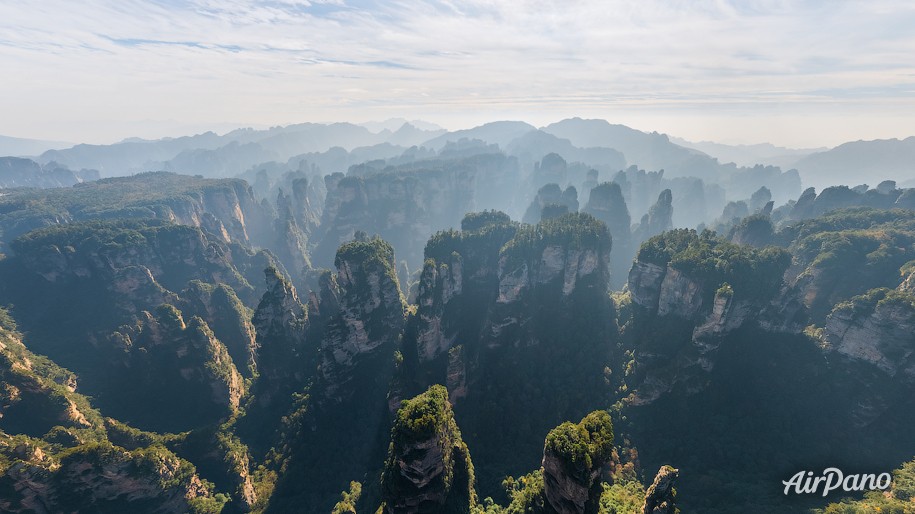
1, 0, 914, 147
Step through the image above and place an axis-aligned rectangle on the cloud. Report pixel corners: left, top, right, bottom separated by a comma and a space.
0, 0, 914, 145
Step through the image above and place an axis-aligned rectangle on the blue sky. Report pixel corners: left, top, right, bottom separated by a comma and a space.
1, 0, 914, 146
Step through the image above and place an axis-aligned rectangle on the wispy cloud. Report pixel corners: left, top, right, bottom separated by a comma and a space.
1, 0, 914, 146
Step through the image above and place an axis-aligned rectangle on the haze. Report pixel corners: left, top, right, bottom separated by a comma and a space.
1, 0, 914, 147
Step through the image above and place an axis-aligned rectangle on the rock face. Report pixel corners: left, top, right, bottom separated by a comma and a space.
825, 289, 915, 378
318, 237, 406, 399
496, 213, 611, 307
273, 189, 311, 276
1, 220, 271, 430
628, 261, 707, 320
251, 267, 309, 404
627, 262, 667, 308
633, 189, 672, 244
625, 229, 789, 404
180, 280, 257, 377
0, 442, 221, 514
0, 171, 317, 276
415, 254, 464, 363
541, 411, 614, 514
381, 385, 476, 514
109, 305, 244, 431
0, 320, 97, 437
642, 466, 679, 514
583, 182, 632, 287
313, 166, 476, 267
403, 212, 618, 493
523, 184, 579, 224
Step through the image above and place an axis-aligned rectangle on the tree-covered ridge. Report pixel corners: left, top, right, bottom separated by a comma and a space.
500, 212, 612, 266
771, 207, 915, 323
637, 228, 790, 301
0, 307, 106, 440
0, 172, 247, 219
0, 306, 229, 514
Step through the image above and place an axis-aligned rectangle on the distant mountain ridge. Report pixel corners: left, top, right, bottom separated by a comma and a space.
670, 137, 824, 168
0, 134, 73, 157
0, 157, 98, 189
37, 121, 444, 178
792, 136, 915, 191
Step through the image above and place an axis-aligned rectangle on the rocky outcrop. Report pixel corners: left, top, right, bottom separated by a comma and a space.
583, 182, 632, 287
497, 214, 611, 306
0, 172, 313, 276
318, 237, 405, 399
415, 255, 463, 362
533, 153, 568, 187
251, 267, 309, 403
381, 385, 476, 514
180, 280, 257, 377
642, 466, 679, 514
273, 189, 311, 276
313, 165, 476, 267
541, 411, 614, 514
633, 189, 672, 243
0, 442, 222, 514
628, 262, 704, 319
446, 345, 468, 404
11, 220, 257, 304
110, 305, 244, 431
625, 230, 790, 404
627, 262, 668, 308
825, 289, 915, 378
523, 184, 580, 224
656, 268, 704, 318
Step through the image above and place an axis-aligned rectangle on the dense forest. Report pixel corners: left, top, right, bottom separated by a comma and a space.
1, 119, 915, 513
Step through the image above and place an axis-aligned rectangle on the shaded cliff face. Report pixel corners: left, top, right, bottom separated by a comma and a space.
180, 280, 257, 378
625, 229, 790, 404
249, 266, 310, 409
820, 288, 915, 428
620, 208, 915, 513
318, 237, 406, 400
109, 305, 245, 432
582, 182, 632, 288
0, 220, 277, 432
381, 385, 476, 514
641, 466, 679, 514
0, 316, 102, 439
0, 307, 230, 514
313, 167, 476, 268
0, 171, 310, 278
256, 236, 407, 514
0, 441, 224, 514
402, 213, 618, 498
